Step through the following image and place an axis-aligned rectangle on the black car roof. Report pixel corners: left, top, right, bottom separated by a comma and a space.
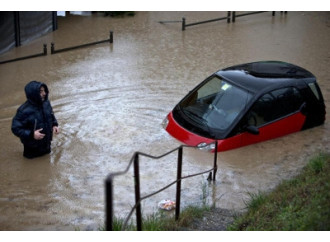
216, 61, 315, 93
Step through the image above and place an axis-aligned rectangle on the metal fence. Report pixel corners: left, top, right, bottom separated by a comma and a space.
231, 11, 285, 22
182, 12, 231, 30
159, 11, 288, 31
105, 141, 218, 231
51, 31, 113, 54
0, 44, 47, 65
0, 31, 113, 65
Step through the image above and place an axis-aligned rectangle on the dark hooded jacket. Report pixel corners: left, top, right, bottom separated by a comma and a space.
12, 81, 58, 157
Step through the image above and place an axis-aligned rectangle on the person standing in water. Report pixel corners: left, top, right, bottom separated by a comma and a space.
12, 81, 60, 159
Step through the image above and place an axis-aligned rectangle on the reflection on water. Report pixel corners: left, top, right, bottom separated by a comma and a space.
0, 12, 329, 230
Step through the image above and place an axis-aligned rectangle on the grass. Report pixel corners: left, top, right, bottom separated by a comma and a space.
104, 178, 213, 231
143, 205, 211, 231
228, 152, 330, 231
107, 205, 211, 231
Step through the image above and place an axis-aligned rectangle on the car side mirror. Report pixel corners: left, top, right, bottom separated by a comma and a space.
245, 125, 259, 135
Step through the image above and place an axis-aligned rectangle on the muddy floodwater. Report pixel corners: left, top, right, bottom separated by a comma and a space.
0, 12, 329, 230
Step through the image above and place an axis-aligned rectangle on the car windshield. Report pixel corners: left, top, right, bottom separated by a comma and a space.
179, 76, 252, 132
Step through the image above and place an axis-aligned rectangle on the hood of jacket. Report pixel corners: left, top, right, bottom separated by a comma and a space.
24, 80, 49, 105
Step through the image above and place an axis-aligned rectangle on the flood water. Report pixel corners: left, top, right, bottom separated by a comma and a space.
0, 12, 329, 230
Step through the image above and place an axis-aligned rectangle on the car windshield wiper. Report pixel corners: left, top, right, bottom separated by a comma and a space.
183, 109, 205, 123
183, 109, 216, 137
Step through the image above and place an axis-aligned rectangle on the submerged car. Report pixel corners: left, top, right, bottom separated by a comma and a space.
163, 61, 326, 152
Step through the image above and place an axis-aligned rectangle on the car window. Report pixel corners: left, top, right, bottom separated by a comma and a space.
247, 87, 304, 127
205, 82, 252, 130
180, 76, 252, 132
197, 76, 223, 99
308, 83, 321, 100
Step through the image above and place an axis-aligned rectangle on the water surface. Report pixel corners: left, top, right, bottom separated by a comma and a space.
0, 11, 329, 230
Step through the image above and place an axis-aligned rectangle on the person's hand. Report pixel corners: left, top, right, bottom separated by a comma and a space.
34, 128, 45, 140
53, 126, 60, 134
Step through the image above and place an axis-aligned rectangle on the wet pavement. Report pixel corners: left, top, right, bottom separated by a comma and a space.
0, 11, 329, 230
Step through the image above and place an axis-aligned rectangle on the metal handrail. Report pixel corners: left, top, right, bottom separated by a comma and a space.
105, 141, 218, 231
120, 165, 215, 231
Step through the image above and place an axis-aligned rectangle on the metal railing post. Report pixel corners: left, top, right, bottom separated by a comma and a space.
175, 146, 183, 221
104, 142, 219, 230
227, 11, 231, 23
213, 141, 218, 181
182, 17, 186, 31
133, 153, 142, 231
105, 175, 114, 231
51, 42, 55, 54
232, 11, 236, 22
43, 44, 47, 55
110, 31, 113, 43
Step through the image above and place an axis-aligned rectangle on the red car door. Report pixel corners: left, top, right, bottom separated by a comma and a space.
238, 87, 306, 149
240, 112, 306, 148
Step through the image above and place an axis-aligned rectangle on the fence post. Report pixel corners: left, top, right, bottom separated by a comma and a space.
51, 42, 55, 54
43, 44, 47, 55
213, 141, 218, 181
227, 11, 231, 23
110, 31, 113, 43
175, 146, 183, 221
133, 153, 142, 231
182, 17, 186, 31
105, 175, 114, 231
232, 11, 236, 22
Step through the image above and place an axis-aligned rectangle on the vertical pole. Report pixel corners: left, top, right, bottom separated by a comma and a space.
272, 11, 275, 16
51, 43, 55, 54
43, 44, 47, 55
182, 17, 186, 31
175, 146, 183, 221
232, 11, 236, 23
110, 31, 113, 43
105, 175, 114, 231
14, 11, 21, 47
227, 11, 231, 23
213, 141, 218, 181
133, 153, 142, 231
52, 11, 58, 31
